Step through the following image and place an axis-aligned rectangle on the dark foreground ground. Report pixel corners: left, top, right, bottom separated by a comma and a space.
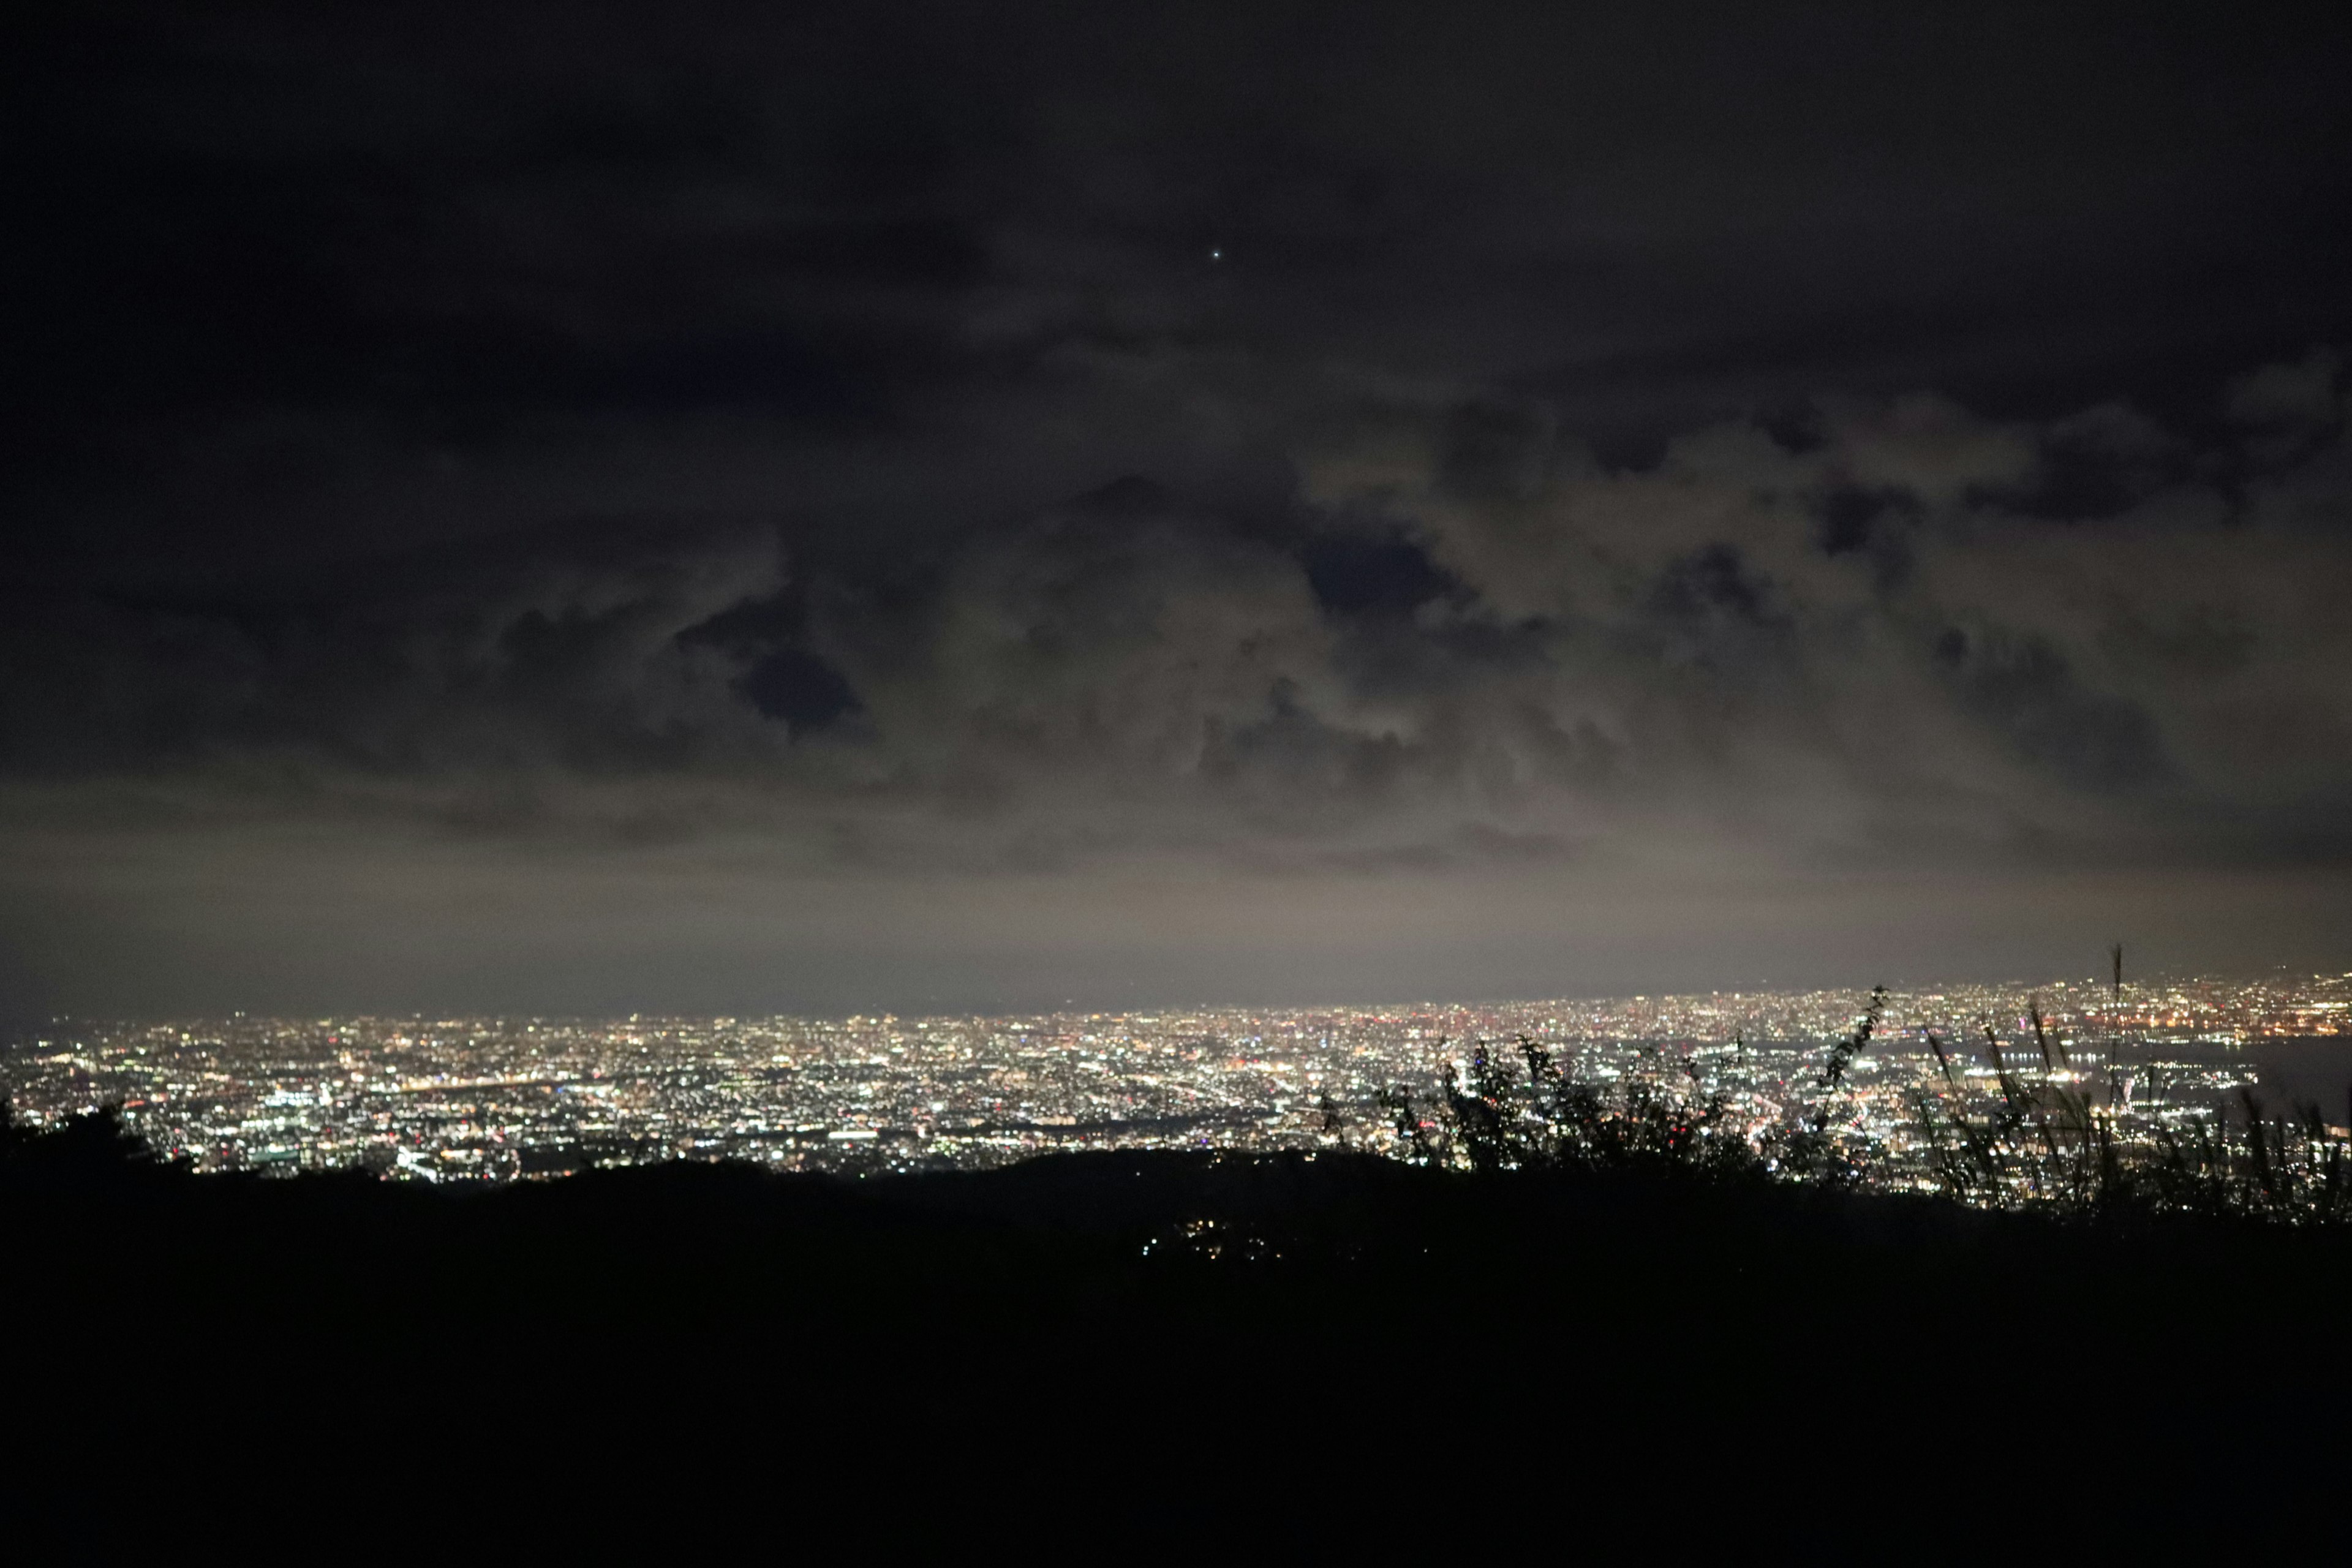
7, 1137, 2349, 1529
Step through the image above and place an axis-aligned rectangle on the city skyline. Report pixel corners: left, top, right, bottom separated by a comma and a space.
14, 968, 2348, 1196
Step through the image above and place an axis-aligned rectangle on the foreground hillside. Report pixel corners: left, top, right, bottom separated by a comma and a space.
7, 1115, 2350, 1525
12, 1128, 2350, 1363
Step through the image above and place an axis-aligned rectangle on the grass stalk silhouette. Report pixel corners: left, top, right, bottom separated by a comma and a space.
1375, 985, 2352, 1230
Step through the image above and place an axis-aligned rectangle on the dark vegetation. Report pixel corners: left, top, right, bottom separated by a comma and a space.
8, 1091, 2350, 1385
1374, 986, 2352, 1226
7, 995, 2350, 1515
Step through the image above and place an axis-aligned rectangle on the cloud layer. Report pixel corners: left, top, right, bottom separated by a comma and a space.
6, 4, 2352, 1011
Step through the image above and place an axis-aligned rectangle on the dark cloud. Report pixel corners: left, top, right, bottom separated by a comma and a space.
1937, 632, 2169, 793
6, 1, 2352, 1014
1302, 530, 1454, 618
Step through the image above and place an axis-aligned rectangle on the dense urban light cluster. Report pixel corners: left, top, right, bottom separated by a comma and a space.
7, 973, 2350, 1195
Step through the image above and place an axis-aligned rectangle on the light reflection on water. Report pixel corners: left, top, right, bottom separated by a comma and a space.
2152, 1038, 2352, 1120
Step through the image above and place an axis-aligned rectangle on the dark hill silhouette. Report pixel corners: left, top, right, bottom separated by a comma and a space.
10, 1107, 2348, 1365
6, 1102, 2347, 1528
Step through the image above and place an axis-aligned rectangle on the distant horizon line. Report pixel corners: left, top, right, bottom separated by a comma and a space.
14, 963, 2348, 1038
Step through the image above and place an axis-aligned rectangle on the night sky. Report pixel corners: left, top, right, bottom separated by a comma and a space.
7, 2, 2352, 1018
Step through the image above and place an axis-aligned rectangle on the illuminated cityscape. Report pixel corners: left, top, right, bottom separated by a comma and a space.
9, 971, 2349, 1196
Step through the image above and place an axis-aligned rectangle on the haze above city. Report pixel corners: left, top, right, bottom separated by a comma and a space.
6, 5, 2352, 1022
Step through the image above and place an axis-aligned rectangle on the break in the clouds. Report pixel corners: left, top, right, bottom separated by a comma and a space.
6, 2, 2352, 1014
